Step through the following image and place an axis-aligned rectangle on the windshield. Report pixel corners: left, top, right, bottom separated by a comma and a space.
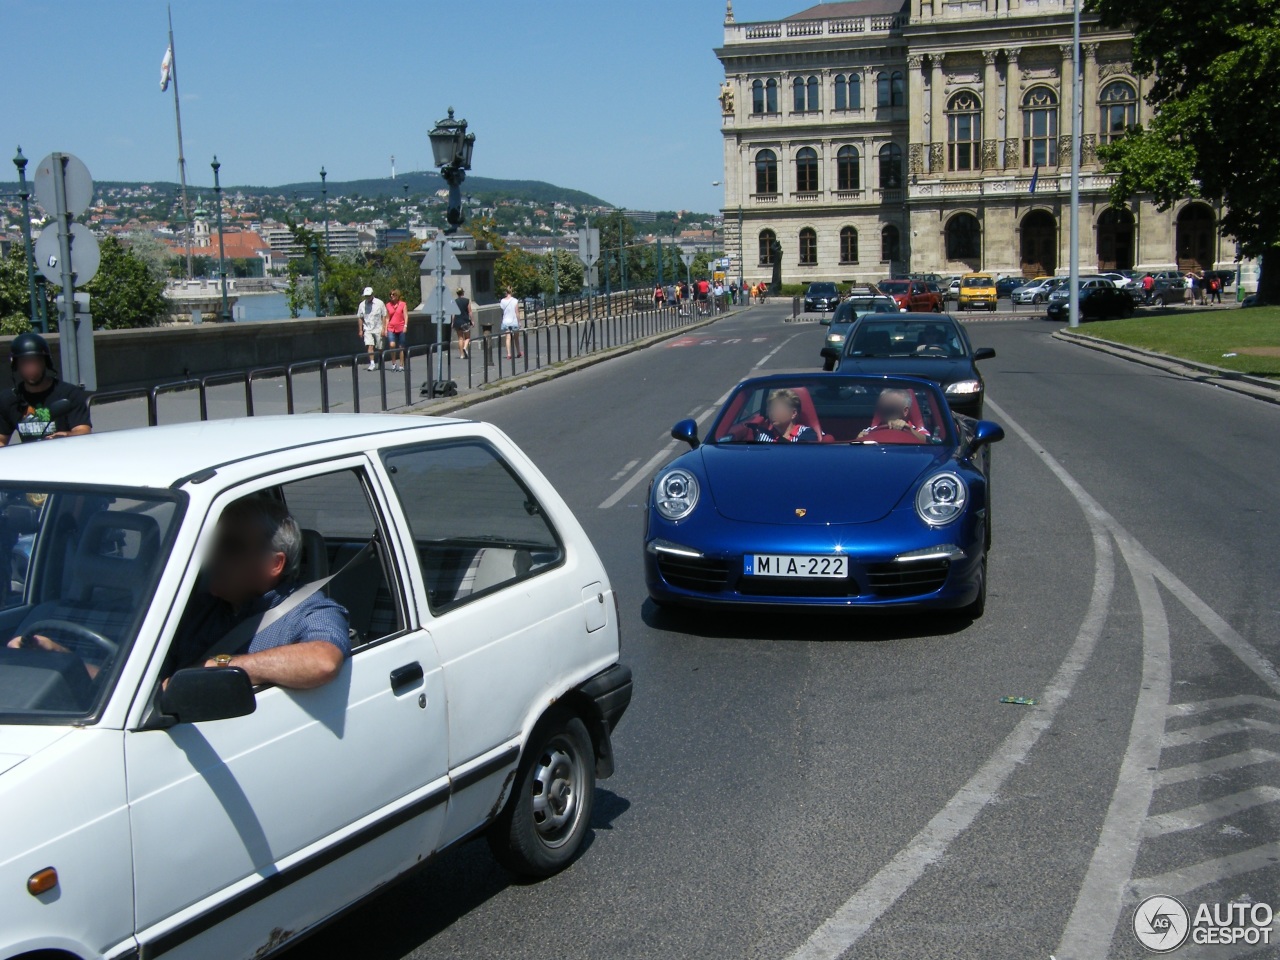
847, 319, 967, 359
832, 298, 896, 323
879, 281, 909, 294
807, 284, 838, 296
710, 378, 954, 446
962, 276, 993, 288
0, 485, 183, 724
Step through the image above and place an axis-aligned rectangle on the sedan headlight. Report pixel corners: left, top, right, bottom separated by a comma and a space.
915, 472, 967, 525
827, 334, 846, 344
945, 379, 983, 396
655, 469, 700, 520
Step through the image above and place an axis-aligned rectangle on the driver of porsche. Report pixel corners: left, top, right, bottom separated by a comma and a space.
8, 497, 351, 690
857, 389, 931, 441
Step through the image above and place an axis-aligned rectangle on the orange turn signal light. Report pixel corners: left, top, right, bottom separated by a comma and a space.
27, 866, 57, 896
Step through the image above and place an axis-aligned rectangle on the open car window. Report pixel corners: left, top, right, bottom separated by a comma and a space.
0, 486, 184, 723
709, 379, 954, 447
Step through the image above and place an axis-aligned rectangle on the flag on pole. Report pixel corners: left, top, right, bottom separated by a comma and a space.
160, 45, 173, 91
1028, 164, 1040, 195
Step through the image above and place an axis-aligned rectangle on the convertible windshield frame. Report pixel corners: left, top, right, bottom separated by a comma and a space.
0, 482, 188, 727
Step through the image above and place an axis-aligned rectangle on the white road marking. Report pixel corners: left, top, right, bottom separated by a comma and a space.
600, 398, 727, 510
1168, 695, 1280, 717
1129, 844, 1280, 900
1156, 749, 1280, 787
609, 459, 639, 482
1142, 786, 1280, 837
1162, 718, 1280, 748
754, 332, 805, 368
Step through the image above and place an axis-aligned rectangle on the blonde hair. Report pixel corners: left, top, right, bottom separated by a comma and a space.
456, 287, 465, 296
767, 388, 802, 414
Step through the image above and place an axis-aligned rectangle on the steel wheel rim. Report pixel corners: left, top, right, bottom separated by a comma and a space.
529, 735, 585, 847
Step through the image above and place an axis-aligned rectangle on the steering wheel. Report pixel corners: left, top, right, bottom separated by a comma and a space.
859, 425, 926, 445
20, 619, 118, 657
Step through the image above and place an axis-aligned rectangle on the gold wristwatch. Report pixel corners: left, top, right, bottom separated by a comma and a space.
212, 654, 234, 666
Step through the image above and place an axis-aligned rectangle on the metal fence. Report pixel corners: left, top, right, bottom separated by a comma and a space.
88, 290, 741, 429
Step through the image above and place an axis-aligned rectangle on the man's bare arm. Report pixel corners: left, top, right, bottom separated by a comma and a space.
207, 640, 344, 690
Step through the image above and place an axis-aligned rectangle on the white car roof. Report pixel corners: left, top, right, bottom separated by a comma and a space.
0, 414, 461, 489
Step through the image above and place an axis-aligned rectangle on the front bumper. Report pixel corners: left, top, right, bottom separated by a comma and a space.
576, 663, 632, 778
959, 296, 996, 309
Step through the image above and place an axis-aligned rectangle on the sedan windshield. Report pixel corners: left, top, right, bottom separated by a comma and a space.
0, 485, 183, 724
847, 320, 966, 359
807, 284, 838, 296
879, 281, 909, 295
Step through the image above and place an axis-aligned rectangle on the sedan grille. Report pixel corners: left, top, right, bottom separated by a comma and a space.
865, 560, 950, 598
657, 554, 731, 591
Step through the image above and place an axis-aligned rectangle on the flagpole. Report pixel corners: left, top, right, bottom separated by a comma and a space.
168, 4, 193, 280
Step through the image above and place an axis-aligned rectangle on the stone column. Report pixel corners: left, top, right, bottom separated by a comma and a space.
907, 55, 926, 176
1059, 43, 1074, 168
1081, 43, 1099, 166
928, 54, 945, 174
982, 49, 999, 170
1004, 48, 1021, 169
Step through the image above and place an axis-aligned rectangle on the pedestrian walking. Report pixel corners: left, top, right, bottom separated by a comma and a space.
1183, 272, 1196, 306
1210, 274, 1223, 304
453, 287, 473, 359
713, 280, 726, 312
384, 289, 407, 371
357, 286, 387, 370
653, 283, 665, 309
1140, 272, 1155, 305
500, 287, 523, 360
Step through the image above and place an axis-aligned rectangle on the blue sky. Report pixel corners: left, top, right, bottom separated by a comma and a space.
2, 0, 798, 212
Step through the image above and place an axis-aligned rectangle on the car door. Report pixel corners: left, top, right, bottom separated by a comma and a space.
123, 459, 449, 960
377, 437, 615, 846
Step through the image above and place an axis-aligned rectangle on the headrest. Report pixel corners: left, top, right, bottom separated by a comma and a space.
69, 512, 162, 606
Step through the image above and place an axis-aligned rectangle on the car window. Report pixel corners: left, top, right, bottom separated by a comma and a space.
0, 486, 184, 723
848, 320, 965, 358
381, 441, 564, 613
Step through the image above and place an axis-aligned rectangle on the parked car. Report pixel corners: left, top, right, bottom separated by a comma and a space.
995, 276, 1023, 299
1011, 277, 1060, 306
1141, 276, 1188, 305
878, 279, 943, 313
944, 277, 962, 301
1099, 272, 1136, 288
803, 282, 841, 314
821, 294, 899, 369
821, 312, 995, 417
957, 273, 998, 312
1048, 276, 1117, 303
646, 373, 1004, 617
0, 416, 632, 960
1046, 284, 1136, 321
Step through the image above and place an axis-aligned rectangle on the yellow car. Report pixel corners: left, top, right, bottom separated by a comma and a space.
957, 273, 998, 312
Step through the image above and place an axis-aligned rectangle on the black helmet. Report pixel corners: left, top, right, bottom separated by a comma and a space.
9, 332, 53, 372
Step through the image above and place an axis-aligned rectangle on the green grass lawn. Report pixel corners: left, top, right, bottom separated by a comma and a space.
1083, 306, 1280, 378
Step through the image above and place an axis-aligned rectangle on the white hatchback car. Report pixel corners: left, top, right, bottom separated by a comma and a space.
0, 415, 631, 960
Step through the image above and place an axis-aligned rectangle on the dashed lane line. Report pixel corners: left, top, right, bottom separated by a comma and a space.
598, 397, 727, 510
754, 331, 806, 368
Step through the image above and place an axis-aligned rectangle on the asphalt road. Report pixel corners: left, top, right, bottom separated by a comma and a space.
284, 305, 1280, 960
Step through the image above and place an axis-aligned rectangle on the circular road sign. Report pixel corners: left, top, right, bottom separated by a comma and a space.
35, 223, 101, 287
33, 153, 94, 218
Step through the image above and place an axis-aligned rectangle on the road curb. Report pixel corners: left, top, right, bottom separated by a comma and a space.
401, 308, 741, 418
1053, 329, 1280, 406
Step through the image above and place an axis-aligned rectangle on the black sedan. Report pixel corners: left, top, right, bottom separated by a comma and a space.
804, 282, 841, 314
995, 276, 1023, 299
1046, 285, 1135, 321
821, 312, 995, 417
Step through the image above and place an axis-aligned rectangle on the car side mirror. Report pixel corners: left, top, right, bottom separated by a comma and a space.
670, 418, 700, 449
965, 420, 1005, 458
973, 347, 996, 361
159, 667, 256, 724
820, 316, 832, 326
820, 346, 840, 361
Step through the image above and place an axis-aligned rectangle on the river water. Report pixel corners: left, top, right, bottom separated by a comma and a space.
232, 292, 315, 322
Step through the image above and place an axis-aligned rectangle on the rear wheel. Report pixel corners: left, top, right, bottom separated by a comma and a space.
1032, 294, 1043, 305
488, 713, 596, 878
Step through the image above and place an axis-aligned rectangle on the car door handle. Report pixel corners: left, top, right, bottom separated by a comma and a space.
389, 662, 424, 694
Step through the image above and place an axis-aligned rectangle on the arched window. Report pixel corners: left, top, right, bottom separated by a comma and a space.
793, 76, 806, 112
840, 226, 859, 264
799, 227, 818, 265
766, 78, 778, 113
945, 212, 981, 261
793, 75, 820, 112
755, 149, 778, 194
878, 143, 903, 189
834, 73, 862, 110
891, 71, 904, 106
876, 72, 891, 107
752, 79, 765, 115
1022, 87, 1059, 167
808, 74, 820, 111
881, 224, 901, 263
837, 146, 860, 191
759, 228, 779, 266
1099, 80, 1137, 144
947, 92, 982, 171
795, 147, 819, 193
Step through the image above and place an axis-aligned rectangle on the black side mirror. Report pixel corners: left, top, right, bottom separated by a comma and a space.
965, 420, 1005, 458
670, 418, 700, 449
973, 347, 995, 361
820, 346, 840, 361
159, 667, 256, 724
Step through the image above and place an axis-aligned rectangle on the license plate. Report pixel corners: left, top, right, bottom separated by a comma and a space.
744, 554, 848, 578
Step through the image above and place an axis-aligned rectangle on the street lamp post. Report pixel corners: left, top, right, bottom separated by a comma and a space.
320, 166, 329, 254
210, 156, 232, 323
310, 240, 322, 317
12, 147, 45, 331
428, 108, 475, 235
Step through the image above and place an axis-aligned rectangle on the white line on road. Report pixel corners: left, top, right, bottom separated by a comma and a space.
1161, 718, 1280, 748
610, 460, 639, 482
1168, 695, 1280, 717
1129, 843, 1280, 900
1156, 749, 1280, 787
754, 332, 805, 368
599, 399, 727, 510
1142, 785, 1280, 837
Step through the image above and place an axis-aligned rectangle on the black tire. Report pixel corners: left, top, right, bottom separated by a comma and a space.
1032, 294, 1043, 305
960, 559, 987, 620
488, 713, 596, 878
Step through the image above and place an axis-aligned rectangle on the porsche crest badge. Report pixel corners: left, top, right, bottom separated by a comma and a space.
795, 508, 807, 518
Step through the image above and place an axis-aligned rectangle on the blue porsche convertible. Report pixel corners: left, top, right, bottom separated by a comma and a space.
644, 373, 1004, 617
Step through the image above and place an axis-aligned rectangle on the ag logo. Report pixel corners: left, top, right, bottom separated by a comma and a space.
1133, 895, 1190, 952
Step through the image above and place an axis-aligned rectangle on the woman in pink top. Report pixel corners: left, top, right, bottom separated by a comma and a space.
385, 289, 408, 371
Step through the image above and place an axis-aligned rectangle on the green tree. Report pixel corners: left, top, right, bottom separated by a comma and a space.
0, 247, 51, 335
495, 248, 542, 298
82, 235, 169, 330
123, 230, 172, 283
1089, 0, 1280, 300
538, 250, 584, 297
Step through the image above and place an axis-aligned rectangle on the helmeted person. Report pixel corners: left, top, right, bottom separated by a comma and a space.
0, 332, 92, 446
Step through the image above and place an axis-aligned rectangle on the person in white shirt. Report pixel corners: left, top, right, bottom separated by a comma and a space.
356, 286, 387, 370
499, 288, 522, 360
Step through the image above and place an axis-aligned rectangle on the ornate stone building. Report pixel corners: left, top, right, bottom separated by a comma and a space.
715, 0, 1231, 286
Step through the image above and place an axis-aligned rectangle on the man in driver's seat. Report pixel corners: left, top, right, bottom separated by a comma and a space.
171, 497, 350, 690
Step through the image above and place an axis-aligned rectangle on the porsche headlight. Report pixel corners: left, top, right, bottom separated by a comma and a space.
655, 469, 700, 521
915, 472, 967, 525
945, 379, 983, 396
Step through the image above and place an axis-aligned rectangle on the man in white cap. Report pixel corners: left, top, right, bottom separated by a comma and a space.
356, 286, 387, 370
